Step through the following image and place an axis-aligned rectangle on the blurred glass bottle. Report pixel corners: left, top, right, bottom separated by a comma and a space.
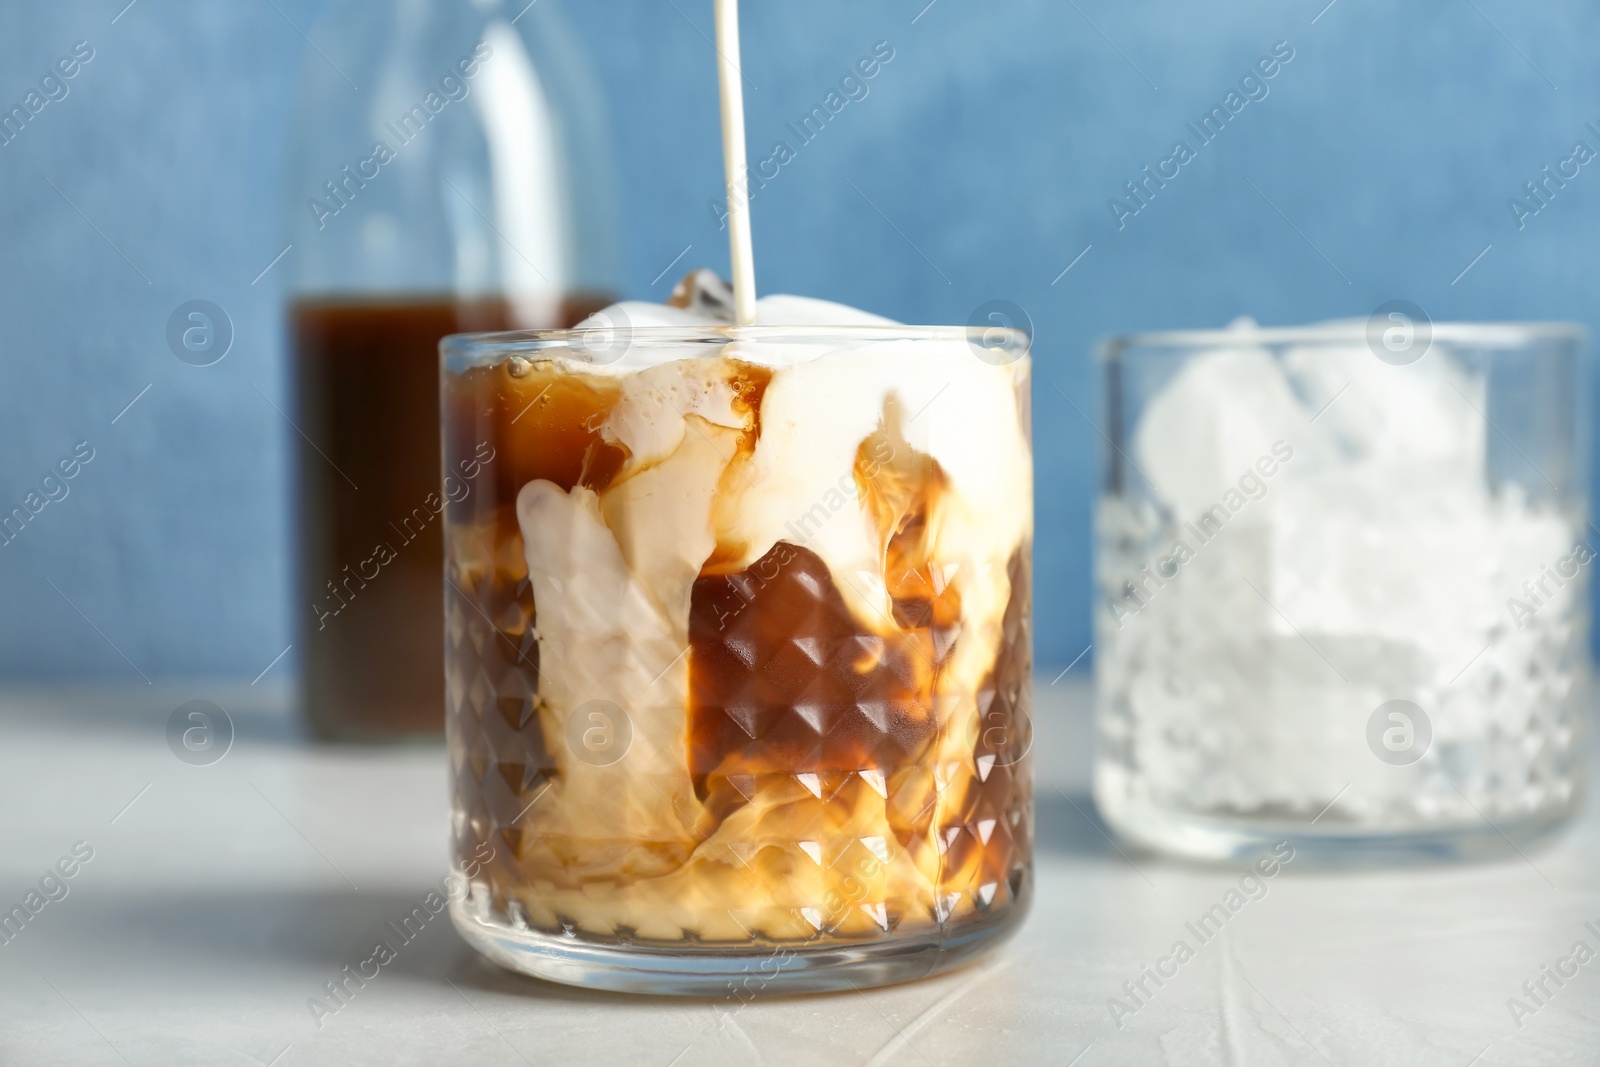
281, 0, 618, 740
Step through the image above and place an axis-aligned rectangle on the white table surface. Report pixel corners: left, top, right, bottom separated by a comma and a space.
0, 678, 1595, 1067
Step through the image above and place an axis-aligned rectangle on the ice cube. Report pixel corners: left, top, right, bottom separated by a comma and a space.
577, 270, 902, 334
752, 294, 898, 328
571, 271, 903, 372
1280, 342, 1487, 476
1132, 343, 1323, 524
666, 268, 737, 320
573, 300, 714, 331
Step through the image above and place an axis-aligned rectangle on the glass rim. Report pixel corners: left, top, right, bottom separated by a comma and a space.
442, 323, 1029, 362
1098, 319, 1587, 358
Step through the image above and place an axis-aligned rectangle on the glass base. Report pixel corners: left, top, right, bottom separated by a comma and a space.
1097, 787, 1583, 865
448, 880, 1030, 996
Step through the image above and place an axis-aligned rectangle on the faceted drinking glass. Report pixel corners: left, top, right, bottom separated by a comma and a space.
441, 323, 1034, 992
1095, 320, 1590, 862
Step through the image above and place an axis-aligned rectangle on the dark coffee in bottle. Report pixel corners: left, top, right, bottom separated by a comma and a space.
291, 294, 608, 740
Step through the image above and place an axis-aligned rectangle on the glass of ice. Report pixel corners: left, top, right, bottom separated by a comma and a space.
1095, 319, 1589, 861
440, 314, 1033, 992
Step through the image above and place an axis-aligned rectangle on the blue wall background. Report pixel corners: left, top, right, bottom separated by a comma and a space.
2, 0, 1598, 681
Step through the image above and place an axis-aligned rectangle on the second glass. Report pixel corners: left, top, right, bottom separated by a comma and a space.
1095, 320, 1590, 862
441, 323, 1034, 993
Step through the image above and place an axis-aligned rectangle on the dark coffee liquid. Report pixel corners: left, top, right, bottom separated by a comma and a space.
291, 295, 608, 740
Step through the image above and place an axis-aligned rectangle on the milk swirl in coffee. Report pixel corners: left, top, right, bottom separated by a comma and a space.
444, 272, 1033, 942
